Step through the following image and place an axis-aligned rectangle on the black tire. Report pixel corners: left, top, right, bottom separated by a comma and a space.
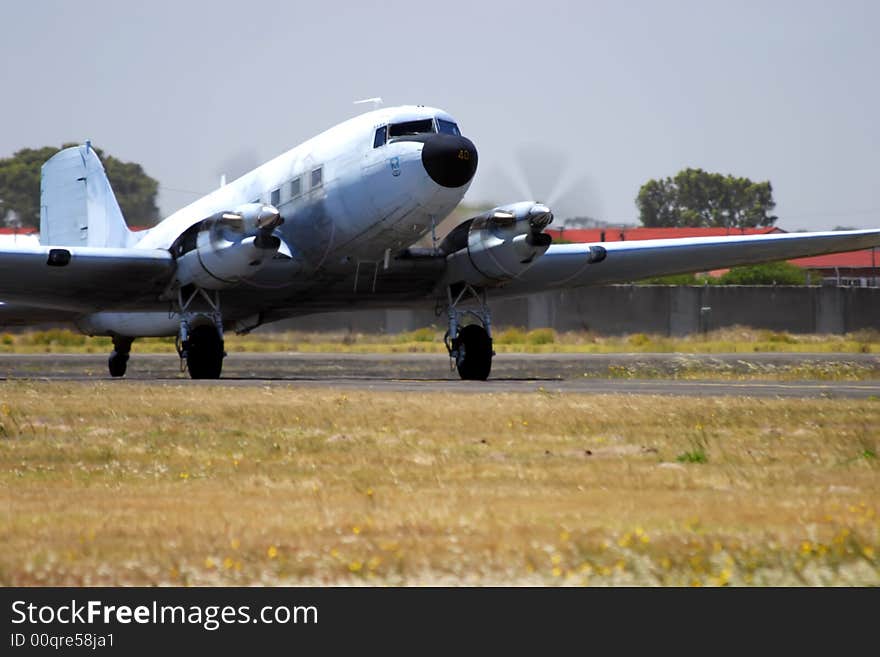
455, 324, 493, 381
108, 351, 128, 378
186, 325, 225, 379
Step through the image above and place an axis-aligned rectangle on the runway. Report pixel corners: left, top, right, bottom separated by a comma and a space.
1, 352, 878, 398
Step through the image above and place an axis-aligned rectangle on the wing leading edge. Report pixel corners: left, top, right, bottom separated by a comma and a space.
495, 229, 880, 296
0, 245, 174, 312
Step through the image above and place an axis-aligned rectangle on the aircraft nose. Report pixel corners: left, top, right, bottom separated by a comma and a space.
421, 134, 478, 188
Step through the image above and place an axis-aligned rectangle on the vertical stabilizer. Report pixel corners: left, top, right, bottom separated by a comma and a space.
39, 143, 133, 247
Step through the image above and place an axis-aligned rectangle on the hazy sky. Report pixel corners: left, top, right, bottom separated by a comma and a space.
2, 0, 879, 230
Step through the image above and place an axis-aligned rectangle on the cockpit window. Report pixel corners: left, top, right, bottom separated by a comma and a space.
437, 119, 461, 136
388, 119, 436, 140
373, 125, 387, 148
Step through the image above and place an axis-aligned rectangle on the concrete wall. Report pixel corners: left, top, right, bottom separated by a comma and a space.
266, 285, 880, 336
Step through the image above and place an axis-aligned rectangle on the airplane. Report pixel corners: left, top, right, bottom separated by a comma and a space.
1, 104, 879, 380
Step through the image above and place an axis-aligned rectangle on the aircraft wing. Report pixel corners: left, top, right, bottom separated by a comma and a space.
495, 229, 880, 296
0, 245, 174, 313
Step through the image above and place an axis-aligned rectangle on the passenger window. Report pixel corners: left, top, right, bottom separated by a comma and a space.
437, 119, 461, 136
290, 177, 301, 198
270, 188, 280, 206
373, 125, 387, 148
311, 167, 323, 188
388, 119, 435, 140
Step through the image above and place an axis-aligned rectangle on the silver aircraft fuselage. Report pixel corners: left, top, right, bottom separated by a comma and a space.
79, 105, 476, 336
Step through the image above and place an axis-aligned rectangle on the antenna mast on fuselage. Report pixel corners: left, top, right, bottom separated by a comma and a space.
353, 97, 384, 110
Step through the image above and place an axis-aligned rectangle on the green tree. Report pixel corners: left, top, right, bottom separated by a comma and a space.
0, 144, 159, 229
636, 168, 777, 229
718, 261, 808, 285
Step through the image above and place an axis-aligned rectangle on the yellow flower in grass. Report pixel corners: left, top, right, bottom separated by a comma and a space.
204, 557, 216, 569
267, 545, 278, 559
714, 569, 731, 587
863, 546, 875, 559
349, 560, 363, 573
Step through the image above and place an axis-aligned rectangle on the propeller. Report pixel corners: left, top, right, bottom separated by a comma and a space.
492, 144, 603, 228
208, 204, 288, 254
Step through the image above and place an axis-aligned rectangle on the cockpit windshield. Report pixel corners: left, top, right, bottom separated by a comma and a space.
378, 117, 462, 144
437, 119, 461, 136
388, 119, 436, 140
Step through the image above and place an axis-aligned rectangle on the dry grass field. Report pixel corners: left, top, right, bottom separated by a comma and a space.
1, 382, 877, 586
3, 326, 879, 355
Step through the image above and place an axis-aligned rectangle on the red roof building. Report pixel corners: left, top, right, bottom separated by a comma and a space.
548, 226, 782, 243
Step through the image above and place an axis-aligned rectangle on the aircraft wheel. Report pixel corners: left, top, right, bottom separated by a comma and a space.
186, 325, 225, 379
455, 324, 493, 381
108, 351, 129, 377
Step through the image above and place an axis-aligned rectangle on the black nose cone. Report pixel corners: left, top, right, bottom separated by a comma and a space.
421, 134, 478, 188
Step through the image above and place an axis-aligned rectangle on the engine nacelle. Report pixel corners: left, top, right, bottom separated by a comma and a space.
172, 204, 288, 290
442, 201, 554, 286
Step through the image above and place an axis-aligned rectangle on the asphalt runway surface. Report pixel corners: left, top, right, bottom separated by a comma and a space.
1, 352, 879, 398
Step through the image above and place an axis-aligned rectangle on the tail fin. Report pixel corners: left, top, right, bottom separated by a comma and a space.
39, 142, 133, 247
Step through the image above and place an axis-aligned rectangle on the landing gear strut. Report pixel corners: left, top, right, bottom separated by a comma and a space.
175, 286, 226, 379
443, 284, 494, 381
108, 336, 133, 377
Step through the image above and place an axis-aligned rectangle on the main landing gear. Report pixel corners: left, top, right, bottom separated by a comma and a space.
443, 284, 494, 381
105, 288, 226, 380
181, 322, 225, 379
176, 287, 226, 380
